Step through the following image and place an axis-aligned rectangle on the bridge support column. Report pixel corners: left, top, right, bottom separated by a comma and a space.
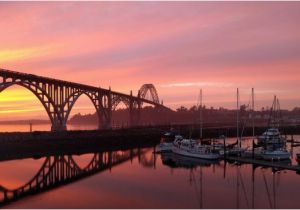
97, 90, 112, 130
51, 123, 67, 132
99, 109, 112, 129
51, 113, 67, 132
129, 90, 141, 127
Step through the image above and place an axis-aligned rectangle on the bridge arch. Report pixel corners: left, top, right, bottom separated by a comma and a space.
0, 151, 130, 203
64, 91, 100, 129
0, 156, 82, 196
111, 95, 130, 111
68, 153, 106, 172
0, 82, 55, 126
139, 84, 160, 104
111, 99, 131, 128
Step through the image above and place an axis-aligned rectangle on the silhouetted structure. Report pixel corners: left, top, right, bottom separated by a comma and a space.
69, 105, 300, 129
0, 69, 168, 131
0, 149, 145, 206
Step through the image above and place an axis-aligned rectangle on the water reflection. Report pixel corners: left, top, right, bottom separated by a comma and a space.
0, 123, 98, 132
162, 150, 300, 209
0, 149, 145, 207
0, 146, 300, 208
0, 158, 46, 189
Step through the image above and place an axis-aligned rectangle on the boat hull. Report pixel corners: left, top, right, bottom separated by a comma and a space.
155, 143, 173, 153
172, 146, 220, 160
262, 151, 290, 161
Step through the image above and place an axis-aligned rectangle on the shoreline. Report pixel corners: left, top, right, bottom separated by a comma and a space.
0, 125, 299, 162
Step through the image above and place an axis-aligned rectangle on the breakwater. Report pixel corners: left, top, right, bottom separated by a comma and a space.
0, 128, 162, 162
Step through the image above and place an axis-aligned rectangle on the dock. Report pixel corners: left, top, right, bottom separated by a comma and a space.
224, 156, 300, 172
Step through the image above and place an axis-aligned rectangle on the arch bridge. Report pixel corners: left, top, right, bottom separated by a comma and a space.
0, 149, 149, 206
0, 68, 167, 131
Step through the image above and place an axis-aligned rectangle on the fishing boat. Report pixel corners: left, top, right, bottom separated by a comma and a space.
155, 135, 183, 153
172, 138, 220, 160
171, 89, 220, 160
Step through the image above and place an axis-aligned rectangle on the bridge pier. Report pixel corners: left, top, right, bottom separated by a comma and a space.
98, 90, 112, 130
129, 90, 141, 127
51, 124, 67, 132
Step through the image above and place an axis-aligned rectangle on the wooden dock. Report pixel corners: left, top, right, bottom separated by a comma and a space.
225, 156, 300, 172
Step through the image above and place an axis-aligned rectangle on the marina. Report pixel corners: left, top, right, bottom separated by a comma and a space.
1, 1, 300, 208
0, 143, 300, 208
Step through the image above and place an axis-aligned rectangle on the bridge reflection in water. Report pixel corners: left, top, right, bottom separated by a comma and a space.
1, 147, 300, 208
0, 148, 153, 206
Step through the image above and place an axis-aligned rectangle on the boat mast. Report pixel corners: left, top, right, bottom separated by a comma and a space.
252, 88, 255, 139
269, 95, 276, 127
251, 88, 255, 158
200, 89, 203, 140
237, 88, 240, 148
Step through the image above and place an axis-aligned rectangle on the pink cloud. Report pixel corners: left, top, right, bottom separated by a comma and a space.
1, 2, 300, 120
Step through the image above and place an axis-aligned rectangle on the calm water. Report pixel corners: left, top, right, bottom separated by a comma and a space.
0, 142, 300, 208
0, 123, 97, 132
1, 124, 300, 208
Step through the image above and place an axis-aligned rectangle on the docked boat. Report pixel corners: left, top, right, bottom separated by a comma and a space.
170, 89, 220, 160
245, 136, 290, 161
172, 138, 220, 160
155, 135, 183, 153
262, 148, 290, 161
257, 96, 286, 148
257, 96, 290, 161
161, 152, 219, 169
257, 127, 286, 147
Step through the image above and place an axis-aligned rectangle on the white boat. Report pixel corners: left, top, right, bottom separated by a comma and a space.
258, 96, 286, 147
262, 148, 290, 161
258, 127, 286, 146
155, 135, 183, 153
161, 152, 219, 169
172, 138, 220, 160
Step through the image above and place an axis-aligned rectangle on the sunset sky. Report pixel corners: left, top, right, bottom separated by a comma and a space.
1, 2, 300, 121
